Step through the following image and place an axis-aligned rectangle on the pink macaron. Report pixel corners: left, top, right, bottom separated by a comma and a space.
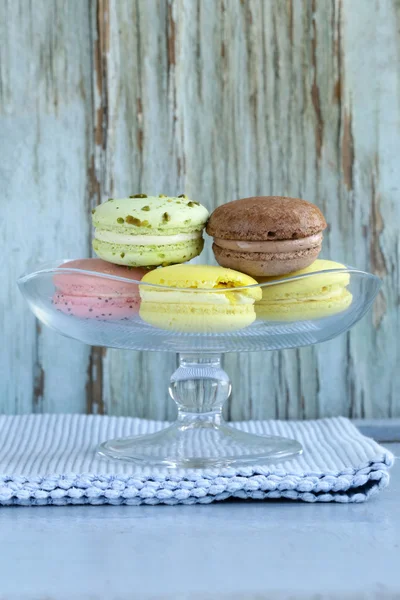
53, 258, 148, 320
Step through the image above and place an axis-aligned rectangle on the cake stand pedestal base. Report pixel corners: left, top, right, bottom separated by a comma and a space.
98, 354, 302, 469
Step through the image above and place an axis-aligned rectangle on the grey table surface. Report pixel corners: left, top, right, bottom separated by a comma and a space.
0, 443, 398, 600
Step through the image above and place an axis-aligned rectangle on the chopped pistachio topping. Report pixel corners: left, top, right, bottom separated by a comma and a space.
120, 252, 125, 258
129, 194, 148, 198
125, 215, 142, 226
159, 194, 167, 198
117, 217, 124, 224
187, 201, 199, 207
178, 194, 187, 198
141, 205, 150, 211
91, 208, 96, 214
162, 212, 171, 222
108, 198, 113, 201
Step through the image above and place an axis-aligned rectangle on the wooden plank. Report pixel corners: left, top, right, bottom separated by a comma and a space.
338, 0, 400, 418
0, 0, 93, 413
1, 0, 398, 419
94, 0, 400, 420
96, 0, 181, 418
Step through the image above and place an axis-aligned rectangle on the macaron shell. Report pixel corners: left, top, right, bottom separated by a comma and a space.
208, 196, 326, 277
255, 289, 353, 321
93, 237, 204, 267
93, 196, 209, 235
255, 259, 352, 321
213, 243, 321, 276
139, 302, 256, 333
206, 196, 327, 241
53, 293, 140, 320
92, 196, 208, 267
141, 263, 261, 297
256, 260, 350, 301
54, 259, 147, 297
139, 264, 260, 332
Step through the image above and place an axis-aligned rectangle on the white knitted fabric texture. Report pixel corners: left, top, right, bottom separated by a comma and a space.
0, 414, 393, 506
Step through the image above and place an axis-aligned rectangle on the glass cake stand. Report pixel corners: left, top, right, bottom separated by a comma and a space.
18, 261, 381, 469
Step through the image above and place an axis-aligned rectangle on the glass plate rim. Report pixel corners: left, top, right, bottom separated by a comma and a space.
17, 258, 381, 293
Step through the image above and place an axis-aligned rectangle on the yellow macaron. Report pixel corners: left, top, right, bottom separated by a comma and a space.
139, 264, 262, 332
255, 259, 352, 321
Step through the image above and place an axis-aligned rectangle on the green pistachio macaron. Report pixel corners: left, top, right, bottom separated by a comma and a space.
92, 194, 209, 267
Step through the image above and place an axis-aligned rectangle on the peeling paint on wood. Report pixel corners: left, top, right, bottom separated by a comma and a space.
33, 324, 45, 409
167, 1, 176, 68
370, 166, 388, 330
1, 0, 399, 420
86, 0, 111, 415
86, 347, 106, 415
311, 0, 324, 161
0, 0, 93, 414
341, 110, 354, 191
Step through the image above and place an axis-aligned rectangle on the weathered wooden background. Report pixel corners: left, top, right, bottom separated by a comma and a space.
1, 0, 399, 419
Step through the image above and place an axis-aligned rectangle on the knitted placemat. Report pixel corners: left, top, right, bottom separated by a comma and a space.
0, 414, 394, 506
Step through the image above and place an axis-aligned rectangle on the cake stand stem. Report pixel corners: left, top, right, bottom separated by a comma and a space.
98, 351, 302, 468
170, 353, 230, 426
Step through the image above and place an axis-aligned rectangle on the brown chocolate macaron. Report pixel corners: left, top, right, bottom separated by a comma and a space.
206, 196, 327, 276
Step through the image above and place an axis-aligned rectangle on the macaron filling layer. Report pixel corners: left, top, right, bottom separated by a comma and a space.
94, 230, 202, 246
140, 290, 255, 305
213, 233, 323, 254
